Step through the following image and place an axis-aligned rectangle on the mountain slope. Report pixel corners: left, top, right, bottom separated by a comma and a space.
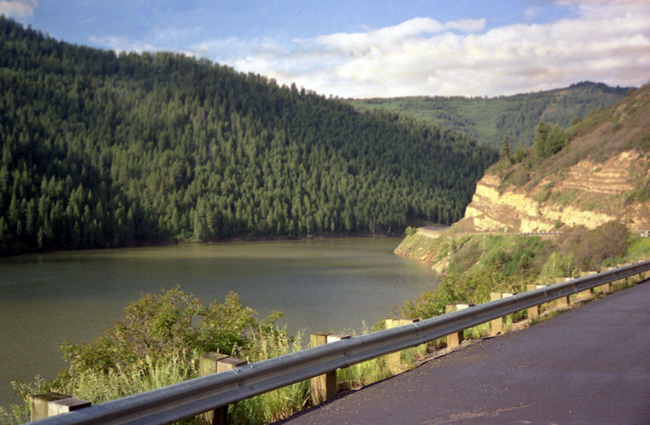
0, 17, 497, 254
455, 82, 650, 233
348, 82, 631, 149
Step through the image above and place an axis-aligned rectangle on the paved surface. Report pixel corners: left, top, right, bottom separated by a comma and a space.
276, 282, 650, 425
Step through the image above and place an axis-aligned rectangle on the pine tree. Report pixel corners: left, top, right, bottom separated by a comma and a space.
500, 135, 513, 164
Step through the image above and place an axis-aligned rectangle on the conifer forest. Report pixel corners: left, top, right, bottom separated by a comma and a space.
0, 18, 497, 254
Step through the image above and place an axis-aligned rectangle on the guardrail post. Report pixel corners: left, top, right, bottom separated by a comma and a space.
48, 397, 91, 417
489, 292, 513, 335
198, 353, 247, 425
579, 271, 597, 298
199, 352, 228, 425
30, 393, 91, 421
310, 332, 337, 405
445, 304, 471, 348
385, 319, 419, 374
601, 269, 616, 294
309, 332, 351, 405
526, 284, 547, 320
554, 277, 572, 307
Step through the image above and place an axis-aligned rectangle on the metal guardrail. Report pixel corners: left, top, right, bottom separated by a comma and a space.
29, 260, 650, 425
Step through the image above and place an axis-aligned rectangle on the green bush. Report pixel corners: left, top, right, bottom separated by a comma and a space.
6, 288, 300, 425
401, 266, 525, 320
58, 287, 257, 384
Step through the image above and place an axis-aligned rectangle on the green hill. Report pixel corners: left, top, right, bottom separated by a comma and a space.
348, 82, 632, 149
0, 17, 497, 254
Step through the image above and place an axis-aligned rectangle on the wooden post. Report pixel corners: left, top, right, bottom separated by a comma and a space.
31, 393, 69, 421
310, 333, 337, 405
217, 356, 248, 373
48, 397, 91, 417
327, 333, 351, 344
198, 353, 247, 425
579, 271, 597, 298
554, 277, 571, 307
200, 352, 229, 375
30, 393, 90, 421
526, 284, 547, 320
489, 292, 513, 335
385, 319, 418, 374
199, 353, 229, 425
445, 304, 471, 348
601, 268, 616, 294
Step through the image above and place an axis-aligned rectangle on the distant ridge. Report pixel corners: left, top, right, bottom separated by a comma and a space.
348, 81, 632, 149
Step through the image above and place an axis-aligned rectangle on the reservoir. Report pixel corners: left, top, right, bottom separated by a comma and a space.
0, 237, 436, 407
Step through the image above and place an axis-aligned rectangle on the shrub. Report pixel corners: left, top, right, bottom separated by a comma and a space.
540, 252, 578, 284
401, 266, 524, 320
9, 288, 293, 425
557, 222, 630, 270
405, 226, 417, 237
58, 287, 257, 385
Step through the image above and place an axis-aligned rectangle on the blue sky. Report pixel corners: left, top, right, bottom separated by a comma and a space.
3, 0, 649, 98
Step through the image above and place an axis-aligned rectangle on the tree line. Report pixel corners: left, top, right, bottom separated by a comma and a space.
0, 17, 497, 254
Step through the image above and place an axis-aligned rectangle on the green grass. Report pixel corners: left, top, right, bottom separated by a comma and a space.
549, 189, 578, 206
626, 237, 650, 262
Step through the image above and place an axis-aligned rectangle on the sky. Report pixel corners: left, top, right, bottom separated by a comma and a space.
2, 0, 650, 98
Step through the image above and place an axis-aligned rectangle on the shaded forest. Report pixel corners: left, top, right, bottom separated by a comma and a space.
0, 17, 497, 254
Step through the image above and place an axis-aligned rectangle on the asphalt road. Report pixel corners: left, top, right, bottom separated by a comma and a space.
276, 281, 650, 425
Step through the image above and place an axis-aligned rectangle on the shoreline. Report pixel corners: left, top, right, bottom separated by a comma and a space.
0, 231, 407, 260
0, 231, 405, 258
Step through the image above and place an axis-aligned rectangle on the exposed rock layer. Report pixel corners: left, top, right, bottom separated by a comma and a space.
457, 150, 650, 232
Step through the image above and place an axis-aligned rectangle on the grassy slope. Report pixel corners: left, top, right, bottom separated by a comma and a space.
348, 82, 631, 149
395, 232, 552, 276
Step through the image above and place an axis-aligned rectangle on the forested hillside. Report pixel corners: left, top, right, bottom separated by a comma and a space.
0, 17, 497, 254
349, 82, 631, 149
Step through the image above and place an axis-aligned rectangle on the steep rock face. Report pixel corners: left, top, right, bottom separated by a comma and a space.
457, 150, 650, 232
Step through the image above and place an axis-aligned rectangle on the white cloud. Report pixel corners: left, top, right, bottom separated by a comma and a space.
0, 0, 37, 18
313, 17, 486, 55
242, 2, 650, 98
88, 1, 650, 98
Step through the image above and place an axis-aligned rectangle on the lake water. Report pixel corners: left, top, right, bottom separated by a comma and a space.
0, 237, 436, 407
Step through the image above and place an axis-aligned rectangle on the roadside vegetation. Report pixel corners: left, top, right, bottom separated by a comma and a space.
400, 221, 639, 321
0, 288, 406, 425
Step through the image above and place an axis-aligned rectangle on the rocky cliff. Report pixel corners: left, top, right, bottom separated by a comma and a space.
454, 83, 650, 233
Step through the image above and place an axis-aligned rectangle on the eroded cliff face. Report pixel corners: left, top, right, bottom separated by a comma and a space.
456, 150, 650, 232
